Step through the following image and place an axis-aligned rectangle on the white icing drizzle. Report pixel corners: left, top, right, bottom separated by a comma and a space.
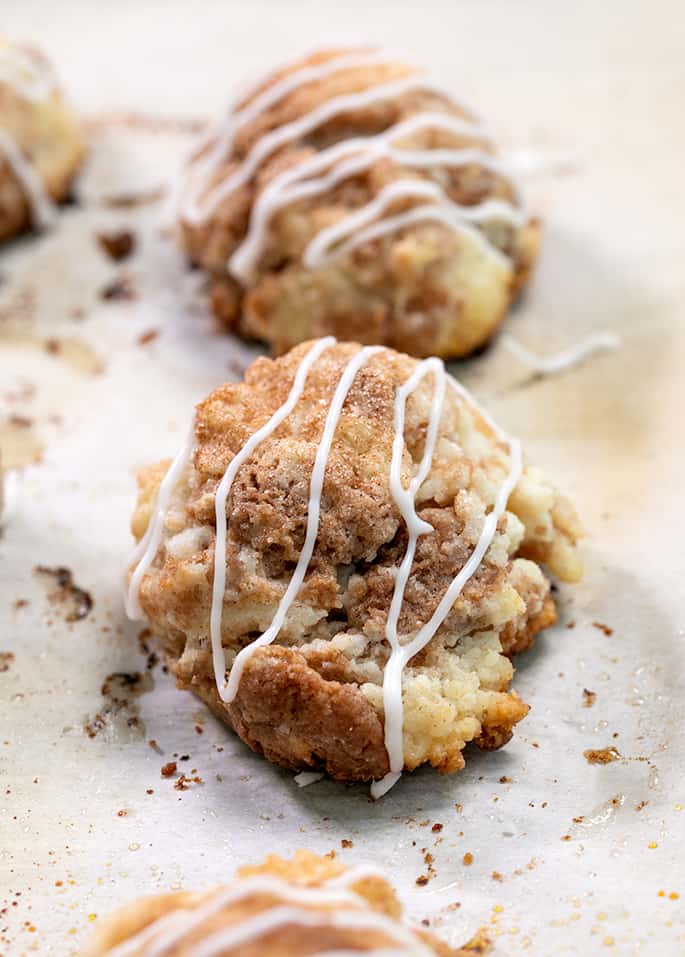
124, 421, 197, 620
294, 770, 324, 787
180, 46, 524, 285
104, 869, 433, 957
0, 43, 57, 228
500, 331, 621, 376
126, 339, 522, 797
371, 373, 522, 798
218, 344, 383, 704
0, 44, 56, 101
0, 129, 55, 230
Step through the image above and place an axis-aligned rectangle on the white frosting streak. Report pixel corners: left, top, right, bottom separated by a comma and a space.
209, 336, 335, 697
0, 45, 58, 228
125, 421, 197, 620
220, 344, 382, 703
104, 869, 433, 957
500, 331, 621, 375
0, 129, 55, 229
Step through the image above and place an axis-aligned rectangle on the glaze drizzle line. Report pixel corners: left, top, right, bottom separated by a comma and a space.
180, 46, 522, 280
103, 868, 433, 957
0, 43, 57, 228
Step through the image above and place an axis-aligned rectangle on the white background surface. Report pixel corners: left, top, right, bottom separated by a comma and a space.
1, 2, 684, 955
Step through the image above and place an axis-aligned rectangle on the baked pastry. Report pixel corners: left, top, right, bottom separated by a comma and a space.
82, 850, 485, 956
0, 37, 85, 242
177, 46, 538, 359
126, 339, 581, 795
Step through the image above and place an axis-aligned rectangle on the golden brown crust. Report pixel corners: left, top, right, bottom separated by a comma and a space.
130, 341, 582, 782
82, 851, 482, 956
178, 50, 539, 359
0, 40, 85, 243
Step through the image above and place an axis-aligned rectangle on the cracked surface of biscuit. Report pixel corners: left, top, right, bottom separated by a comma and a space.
82, 849, 486, 956
178, 47, 539, 359
0, 37, 85, 243
129, 341, 582, 783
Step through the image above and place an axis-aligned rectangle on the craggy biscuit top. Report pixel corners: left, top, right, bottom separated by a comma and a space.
177, 48, 539, 358
127, 340, 582, 787
82, 850, 482, 956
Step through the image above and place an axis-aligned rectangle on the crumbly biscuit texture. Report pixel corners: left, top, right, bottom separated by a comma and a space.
178, 48, 539, 358
130, 341, 582, 783
82, 850, 484, 956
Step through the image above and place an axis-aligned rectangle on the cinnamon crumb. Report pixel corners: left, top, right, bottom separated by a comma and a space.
97, 230, 135, 262
161, 762, 177, 778
584, 747, 621, 765
341, 839, 353, 849
592, 621, 614, 636
582, 688, 597, 708
463, 852, 474, 866
138, 329, 159, 346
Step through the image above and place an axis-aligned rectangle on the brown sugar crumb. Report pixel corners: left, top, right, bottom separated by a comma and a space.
161, 762, 177, 778
432, 823, 443, 833
146, 789, 154, 795
499, 775, 512, 784
561, 834, 572, 842
34, 566, 93, 621
100, 186, 168, 209
148, 739, 162, 754
582, 688, 597, 708
415, 875, 429, 886
174, 773, 204, 791
491, 870, 503, 882
461, 928, 492, 954
138, 329, 159, 346
97, 230, 136, 262
13, 598, 29, 610
566, 621, 576, 629
340, 839, 353, 849
463, 852, 474, 866
116, 809, 127, 817
635, 800, 649, 811
0, 652, 15, 673
194, 724, 204, 735
584, 747, 621, 765
100, 275, 137, 302
592, 621, 614, 636
84, 672, 151, 739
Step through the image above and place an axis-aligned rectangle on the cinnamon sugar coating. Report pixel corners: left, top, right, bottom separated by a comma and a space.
130, 341, 582, 782
178, 49, 539, 358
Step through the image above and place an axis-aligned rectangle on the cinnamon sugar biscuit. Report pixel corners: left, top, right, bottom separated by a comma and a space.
178, 47, 538, 359
0, 37, 85, 242
83, 850, 486, 956
126, 340, 582, 792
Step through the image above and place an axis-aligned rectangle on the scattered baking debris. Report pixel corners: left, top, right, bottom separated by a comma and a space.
174, 773, 203, 791
97, 185, 169, 209
0, 652, 15, 673
137, 329, 159, 346
460, 927, 492, 954
463, 852, 474, 866
161, 762, 177, 778
592, 621, 614, 636
340, 839, 353, 849
84, 672, 152, 740
635, 800, 649, 811
431, 822, 443, 833
97, 230, 136, 261
100, 274, 137, 301
584, 747, 621, 765
34, 565, 93, 622
582, 688, 597, 708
